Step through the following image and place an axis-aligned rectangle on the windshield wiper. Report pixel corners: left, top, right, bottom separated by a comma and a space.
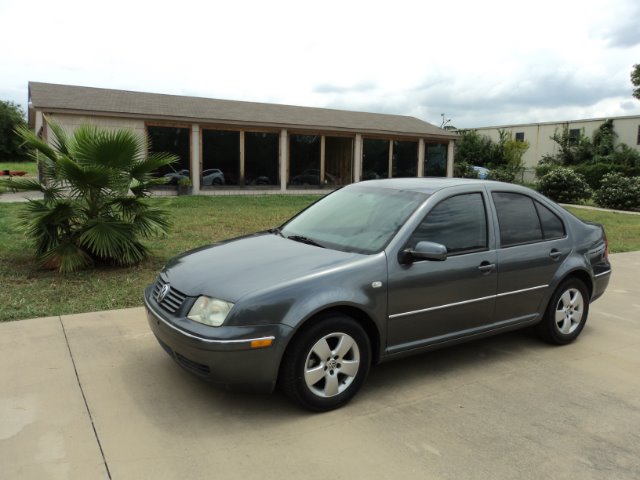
286, 235, 325, 248
269, 227, 284, 237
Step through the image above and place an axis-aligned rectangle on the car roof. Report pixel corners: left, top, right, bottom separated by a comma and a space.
355, 177, 498, 194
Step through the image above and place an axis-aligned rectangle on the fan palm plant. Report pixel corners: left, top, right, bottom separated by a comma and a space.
4, 118, 178, 272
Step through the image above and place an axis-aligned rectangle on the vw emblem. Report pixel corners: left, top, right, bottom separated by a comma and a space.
157, 284, 171, 303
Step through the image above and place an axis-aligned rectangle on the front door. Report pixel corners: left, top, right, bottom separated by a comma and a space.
386, 192, 498, 352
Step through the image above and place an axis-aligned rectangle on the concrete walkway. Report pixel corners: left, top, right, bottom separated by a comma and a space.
1, 252, 639, 479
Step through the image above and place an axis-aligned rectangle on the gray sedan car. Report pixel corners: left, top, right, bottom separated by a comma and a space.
145, 178, 611, 411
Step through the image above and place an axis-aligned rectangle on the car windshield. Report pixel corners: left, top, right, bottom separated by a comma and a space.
281, 185, 428, 254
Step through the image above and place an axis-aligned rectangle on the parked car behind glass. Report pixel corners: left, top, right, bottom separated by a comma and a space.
145, 178, 611, 411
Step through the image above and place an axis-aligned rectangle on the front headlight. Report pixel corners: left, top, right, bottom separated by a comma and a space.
187, 296, 234, 327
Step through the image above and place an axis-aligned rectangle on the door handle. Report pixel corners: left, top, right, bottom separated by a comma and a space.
549, 249, 562, 261
478, 261, 495, 274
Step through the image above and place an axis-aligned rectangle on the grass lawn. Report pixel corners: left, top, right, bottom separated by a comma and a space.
564, 207, 640, 253
0, 195, 320, 321
0, 161, 38, 176
0, 196, 637, 321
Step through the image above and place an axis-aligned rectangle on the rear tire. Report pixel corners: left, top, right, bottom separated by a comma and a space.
537, 278, 589, 345
279, 314, 371, 412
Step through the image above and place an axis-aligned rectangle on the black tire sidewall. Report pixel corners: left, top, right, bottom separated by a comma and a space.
282, 315, 371, 412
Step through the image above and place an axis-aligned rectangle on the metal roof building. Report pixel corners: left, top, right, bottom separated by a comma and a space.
29, 82, 457, 194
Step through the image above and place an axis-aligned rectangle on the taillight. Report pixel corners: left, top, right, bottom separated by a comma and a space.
604, 232, 609, 259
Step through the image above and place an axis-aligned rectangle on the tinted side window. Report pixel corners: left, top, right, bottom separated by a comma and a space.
410, 193, 487, 254
492, 192, 542, 247
535, 201, 565, 239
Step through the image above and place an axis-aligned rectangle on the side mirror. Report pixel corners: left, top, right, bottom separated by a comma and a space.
400, 241, 447, 263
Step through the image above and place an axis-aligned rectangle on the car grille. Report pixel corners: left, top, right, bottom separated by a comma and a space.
153, 278, 187, 314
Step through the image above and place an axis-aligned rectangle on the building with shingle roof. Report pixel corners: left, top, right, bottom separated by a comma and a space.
29, 82, 457, 193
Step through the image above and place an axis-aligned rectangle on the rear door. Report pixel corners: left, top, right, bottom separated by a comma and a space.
489, 191, 571, 322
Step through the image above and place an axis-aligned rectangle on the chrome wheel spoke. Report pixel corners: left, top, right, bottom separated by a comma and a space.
340, 359, 359, 377
304, 365, 326, 386
561, 291, 572, 308
555, 309, 565, 324
334, 334, 355, 358
312, 338, 332, 360
560, 317, 572, 334
572, 307, 583, 323
324, 373, 339, 397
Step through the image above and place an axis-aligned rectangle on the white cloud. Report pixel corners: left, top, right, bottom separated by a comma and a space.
1, 0, 639, 126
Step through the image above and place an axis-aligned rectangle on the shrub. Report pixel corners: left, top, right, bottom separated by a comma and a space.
3, 118, 177, 272
594, 173, 640, 211
573, 162, 634, 190
487, 165, 522, 183
535, 159, 561, 179
537, 167, 591, 204
453, 161, 478, 178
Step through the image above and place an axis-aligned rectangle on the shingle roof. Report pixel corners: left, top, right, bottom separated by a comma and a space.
29, 82, 456, 139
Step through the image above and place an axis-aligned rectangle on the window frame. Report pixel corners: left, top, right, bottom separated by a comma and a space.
407, 192, 490, 257
491, 191, 567, 248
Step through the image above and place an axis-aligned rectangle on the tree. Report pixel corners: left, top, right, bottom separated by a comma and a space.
2, 118, 177, 272
0, 100, 30, 162
632, 64, 640, 100
455, 129, 528, 182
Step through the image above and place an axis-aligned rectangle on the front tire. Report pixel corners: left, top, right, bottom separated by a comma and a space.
280, 314, 371, 412
537, 278, 590, 345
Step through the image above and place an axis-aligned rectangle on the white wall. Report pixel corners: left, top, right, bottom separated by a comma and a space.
44, 113, 146, 140
474, 116, 640, 168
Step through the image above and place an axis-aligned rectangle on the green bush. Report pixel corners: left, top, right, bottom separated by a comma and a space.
487, 165, 522, 183
594, 173, 640, 211
453, 161, 478, 178
573, 163, 636, 190
535, 159, 561, 179
537, 167, 591, 204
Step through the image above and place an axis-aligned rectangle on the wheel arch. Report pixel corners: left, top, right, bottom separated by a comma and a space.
280, 305, 382, 370
561, 269, 594, 299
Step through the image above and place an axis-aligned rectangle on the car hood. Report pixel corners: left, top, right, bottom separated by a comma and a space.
162, 232, 364, 302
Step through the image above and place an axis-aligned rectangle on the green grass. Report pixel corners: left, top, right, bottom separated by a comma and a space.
565, 207, 640, 253
0, 196, 637, 321
0, 195, 320, 321
0, 161, 38, 176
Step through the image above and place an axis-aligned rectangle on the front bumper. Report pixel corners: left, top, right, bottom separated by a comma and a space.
145, 293, 292, 392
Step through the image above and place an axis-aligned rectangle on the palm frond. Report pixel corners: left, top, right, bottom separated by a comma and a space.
15, 125, 59, 161
130, 152, 178, 180
73, 126, 145, 170
39, 240, 92, 273
78, 218, 146, 265
131, 206, 172, 238
46, 118, 72, 156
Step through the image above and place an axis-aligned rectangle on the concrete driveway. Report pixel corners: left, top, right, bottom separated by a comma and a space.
1, 252, 639, 480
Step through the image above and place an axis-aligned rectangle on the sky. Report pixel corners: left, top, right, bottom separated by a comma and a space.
1, 0, 639, 128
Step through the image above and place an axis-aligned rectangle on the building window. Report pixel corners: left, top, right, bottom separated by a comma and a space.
424, 143, 447, 177
245, 132, 279, 187
147, 125, 190, 180
325, 136, 353, 185
202, 130, 240, 186
515, 132, 525, 142
362, 139, 389, 179
289, 135, 321, 186
568, 128, 581, 145
392, 140, 418, 177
